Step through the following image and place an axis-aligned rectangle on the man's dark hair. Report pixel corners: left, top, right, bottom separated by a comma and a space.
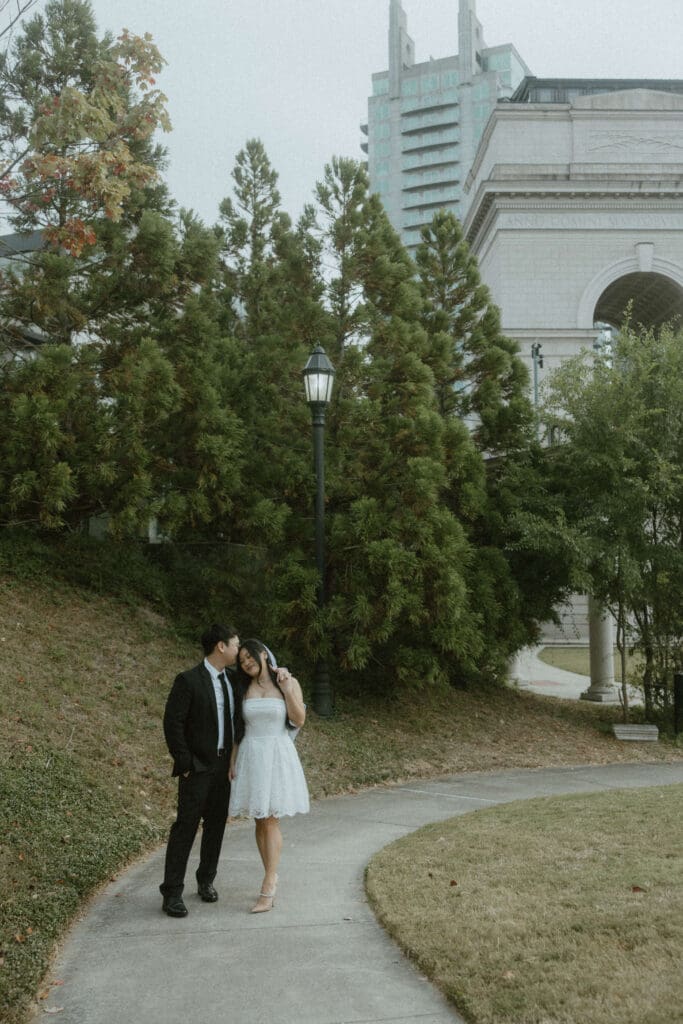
200, 623, 238, 656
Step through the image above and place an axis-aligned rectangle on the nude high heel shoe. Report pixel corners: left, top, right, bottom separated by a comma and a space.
250, 874, 278, 914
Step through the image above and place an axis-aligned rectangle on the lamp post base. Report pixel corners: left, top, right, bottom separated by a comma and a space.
312, 657, 333, 718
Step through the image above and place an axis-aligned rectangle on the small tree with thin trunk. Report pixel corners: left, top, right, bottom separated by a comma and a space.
544, 322, 683, 726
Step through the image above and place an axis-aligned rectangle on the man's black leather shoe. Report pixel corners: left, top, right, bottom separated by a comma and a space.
197, 883, 218, 902
162, 895, 188, 917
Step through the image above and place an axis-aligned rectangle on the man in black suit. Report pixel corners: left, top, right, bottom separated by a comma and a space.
159, 623, 240, 918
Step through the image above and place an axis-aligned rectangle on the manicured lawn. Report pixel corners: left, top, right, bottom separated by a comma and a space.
366, 784, 683, 1024
538, 645, 642, 684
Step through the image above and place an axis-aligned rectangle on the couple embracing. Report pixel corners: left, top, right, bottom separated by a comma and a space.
159, 624, 309, 918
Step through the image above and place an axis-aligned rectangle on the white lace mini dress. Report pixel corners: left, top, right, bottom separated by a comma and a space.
229, 698, 310, 819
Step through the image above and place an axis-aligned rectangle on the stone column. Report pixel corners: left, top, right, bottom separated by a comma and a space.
507, 649, 524, 687
581, 596, 618, 702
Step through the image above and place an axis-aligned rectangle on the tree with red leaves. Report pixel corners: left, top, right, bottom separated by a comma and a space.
0, 0, 170, 257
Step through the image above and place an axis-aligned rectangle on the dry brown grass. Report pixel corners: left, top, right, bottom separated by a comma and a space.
366, 785, 683, 1024
2, 577, 679, 812
0, 577, 189, 822
297, 682, 682, 799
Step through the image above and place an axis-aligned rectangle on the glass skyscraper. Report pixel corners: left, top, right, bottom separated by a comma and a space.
362, 0, 529, 249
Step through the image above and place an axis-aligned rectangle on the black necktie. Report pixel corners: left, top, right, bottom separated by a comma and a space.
219, 671, 233, 746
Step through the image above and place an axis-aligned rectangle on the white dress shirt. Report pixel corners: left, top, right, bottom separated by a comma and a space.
204, 658, 234, 750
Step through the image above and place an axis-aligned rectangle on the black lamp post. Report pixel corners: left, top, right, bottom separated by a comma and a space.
302, 345, 336, 717
531, 342, 543, 439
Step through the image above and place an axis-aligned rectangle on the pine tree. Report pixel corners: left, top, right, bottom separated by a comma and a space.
0, 4, 246, 537
0, 0, 170, 256
0, 3, 176, 354
415, 210, 573, 670
416, 210, 531, 455
314, 156, 368, 360
217, 140, 322, 514
314, 172, 482, 688
159, 328, 243, 533
217, 138, 283, 342
0, 335, 179, 531
212, 142, 333, 654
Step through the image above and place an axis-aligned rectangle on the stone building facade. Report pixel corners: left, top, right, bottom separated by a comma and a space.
462, 86, 683, 392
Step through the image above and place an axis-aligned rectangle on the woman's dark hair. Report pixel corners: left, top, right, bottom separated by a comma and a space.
234, 639, 278, 688
232, 639, 283, 745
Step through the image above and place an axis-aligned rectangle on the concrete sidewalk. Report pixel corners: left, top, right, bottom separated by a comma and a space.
510, 645, 592, 699
38, 762, 683, 1024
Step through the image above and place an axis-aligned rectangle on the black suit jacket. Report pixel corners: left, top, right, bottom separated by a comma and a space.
163, 662, 238, 777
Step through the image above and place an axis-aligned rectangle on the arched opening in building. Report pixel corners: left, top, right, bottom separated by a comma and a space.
593, 272, 683, 332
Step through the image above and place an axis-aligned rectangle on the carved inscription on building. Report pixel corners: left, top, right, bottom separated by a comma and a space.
586, 130, 683, 154
499, 212, 683, 231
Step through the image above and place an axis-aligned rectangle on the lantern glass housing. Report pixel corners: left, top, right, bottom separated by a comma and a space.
303, 345, 335, 405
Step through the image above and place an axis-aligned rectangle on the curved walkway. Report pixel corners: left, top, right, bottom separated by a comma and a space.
40, 763, 683, 1024
511, 645, 592, 698
510, 645, 643, 704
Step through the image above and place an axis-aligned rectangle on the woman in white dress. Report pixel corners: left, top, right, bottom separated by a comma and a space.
229, 639, 309, 913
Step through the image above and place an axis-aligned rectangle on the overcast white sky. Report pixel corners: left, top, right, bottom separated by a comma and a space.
83, 0, 683, 226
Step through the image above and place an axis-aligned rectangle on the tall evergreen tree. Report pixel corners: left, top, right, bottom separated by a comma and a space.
414, 210, 574, 670
212, 142, 332, 654
314, 156, 368, 360
0, 4, 245, 536
217, 137, 283, 341
313, 168, 482, 688
416, 211, 531, 454
0, 0, 174, 355
149, 213, 246, 537
217, 140, 323, 518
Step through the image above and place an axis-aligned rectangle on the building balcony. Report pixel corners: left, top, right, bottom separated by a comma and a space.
360, 122, 368, 135
402, 212, 435, 230
402, 185, 459, 209
401, 145, 459, 171
401, 107, 459, 135
401, 127, 459, 152
403, 201, 460, 231
401, 170, 459, 193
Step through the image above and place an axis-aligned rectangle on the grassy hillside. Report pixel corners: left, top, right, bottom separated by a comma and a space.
1, 575, 681, 1022
0, 577, 191, 1023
